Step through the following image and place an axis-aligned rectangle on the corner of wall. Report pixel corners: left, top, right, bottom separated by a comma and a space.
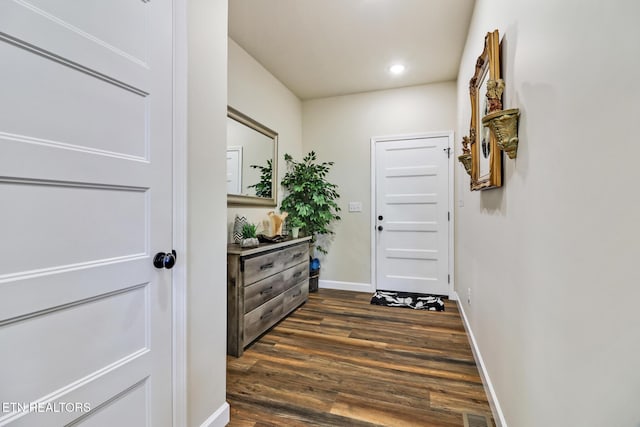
454, 292, 508, 427
198, 402, 230, 427
186, 0, 229, 425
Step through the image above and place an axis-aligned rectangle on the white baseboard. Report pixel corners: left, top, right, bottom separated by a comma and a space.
199, 402, 230, 427
453, 291, 508, 427
318, 279, 373, 293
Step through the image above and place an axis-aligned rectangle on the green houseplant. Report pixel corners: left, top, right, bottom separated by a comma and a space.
280, 151, 341, 254
247, 159, 272, 198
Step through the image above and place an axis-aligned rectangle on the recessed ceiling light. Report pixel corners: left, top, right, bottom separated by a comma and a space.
389, 64, 406, 75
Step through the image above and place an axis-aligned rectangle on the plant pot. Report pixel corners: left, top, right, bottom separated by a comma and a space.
291, 227, 300, 239
240, 237, 259, 248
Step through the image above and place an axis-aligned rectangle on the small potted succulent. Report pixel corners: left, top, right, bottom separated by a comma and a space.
240, 223, 259, 248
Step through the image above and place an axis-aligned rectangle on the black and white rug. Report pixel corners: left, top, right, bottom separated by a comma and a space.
370, 290, 445, 311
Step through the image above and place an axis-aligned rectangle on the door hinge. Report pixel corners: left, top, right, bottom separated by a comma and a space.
443, 147, 451, 158
448, 274, 450, 284
448, 211, 450, 221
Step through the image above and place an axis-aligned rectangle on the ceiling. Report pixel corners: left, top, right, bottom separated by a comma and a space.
228, 0, 476, 100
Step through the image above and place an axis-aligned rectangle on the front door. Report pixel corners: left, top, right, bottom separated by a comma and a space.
374, 134, 450, 296
0, 1, 174, 425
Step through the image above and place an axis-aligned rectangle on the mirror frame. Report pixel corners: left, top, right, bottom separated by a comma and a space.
469, 30, 502, 190
227, 106, 278, 207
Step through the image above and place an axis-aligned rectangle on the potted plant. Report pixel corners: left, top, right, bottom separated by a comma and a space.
280, 151, 341, 255
240, 223, 259, 248
287, 216, 305, 239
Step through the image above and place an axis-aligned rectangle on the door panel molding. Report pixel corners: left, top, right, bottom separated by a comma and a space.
0, 0, 149, 90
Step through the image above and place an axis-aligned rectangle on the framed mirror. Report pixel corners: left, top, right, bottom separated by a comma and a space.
469, 30, 502, 190
227, 106, 278, 206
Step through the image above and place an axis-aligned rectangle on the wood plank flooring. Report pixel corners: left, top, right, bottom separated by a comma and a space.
227, 289, 494, 427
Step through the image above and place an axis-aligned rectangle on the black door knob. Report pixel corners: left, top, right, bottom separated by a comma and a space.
154, 250, 177, 269
378, 215, 383, 221
377, 225, 383, 231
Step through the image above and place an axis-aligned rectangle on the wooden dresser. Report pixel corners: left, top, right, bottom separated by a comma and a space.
227, 237, 311, 357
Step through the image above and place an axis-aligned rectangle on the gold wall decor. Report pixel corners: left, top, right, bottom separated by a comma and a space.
469, 30, 502, 190
457, 135, 472, 176
482, 108, 520, 159
486, 79, 505, 111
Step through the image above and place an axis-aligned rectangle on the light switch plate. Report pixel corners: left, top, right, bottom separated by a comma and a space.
348, 202, 362, 212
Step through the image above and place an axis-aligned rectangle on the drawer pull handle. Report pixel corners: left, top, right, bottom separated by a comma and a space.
291, 291, 302, 298
292, 252, 303, 259
260, 262, 274, 270
293, 271, 302, 279
260, 286, 273, 294
260, 309, 273, 320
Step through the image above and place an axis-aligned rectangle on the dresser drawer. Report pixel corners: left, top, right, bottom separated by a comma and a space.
243, 243, 309, 285
243, 293, 284, 346
280, 244, 309, 271
244, 262, 309, 314
243, 251, 284, 285
283, 261, 309, 291
283, 280, 309, 315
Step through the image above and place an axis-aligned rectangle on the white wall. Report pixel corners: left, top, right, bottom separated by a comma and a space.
187, 0, 228, 424
455, 1, 640, 426
227, 38, 303, 237
302, 83, 457, 286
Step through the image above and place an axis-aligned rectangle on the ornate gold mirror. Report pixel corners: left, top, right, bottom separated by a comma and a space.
469, 30, 502, 190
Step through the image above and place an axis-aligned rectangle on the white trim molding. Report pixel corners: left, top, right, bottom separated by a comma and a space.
318, 279, 373, 293
453, 291, 508, 427
370, 131, 455, 297
446, 130, 455, 298
172, 0, 188, 425
199, 402, 230, 427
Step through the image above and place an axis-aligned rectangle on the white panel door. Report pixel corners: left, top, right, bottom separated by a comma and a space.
0, 1, 173, 426
375, 136, 450, 295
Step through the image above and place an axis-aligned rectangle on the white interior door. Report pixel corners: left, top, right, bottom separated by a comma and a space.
374, 135, 450, 296
0, 1, 173, 426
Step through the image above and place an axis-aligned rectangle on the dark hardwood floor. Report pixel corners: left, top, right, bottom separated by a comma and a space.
227, 289, 494, 427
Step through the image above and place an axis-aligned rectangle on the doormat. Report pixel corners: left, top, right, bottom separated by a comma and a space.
370, 290, 445, 311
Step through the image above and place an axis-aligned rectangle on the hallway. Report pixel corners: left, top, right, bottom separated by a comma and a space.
227, 289, 493, 426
